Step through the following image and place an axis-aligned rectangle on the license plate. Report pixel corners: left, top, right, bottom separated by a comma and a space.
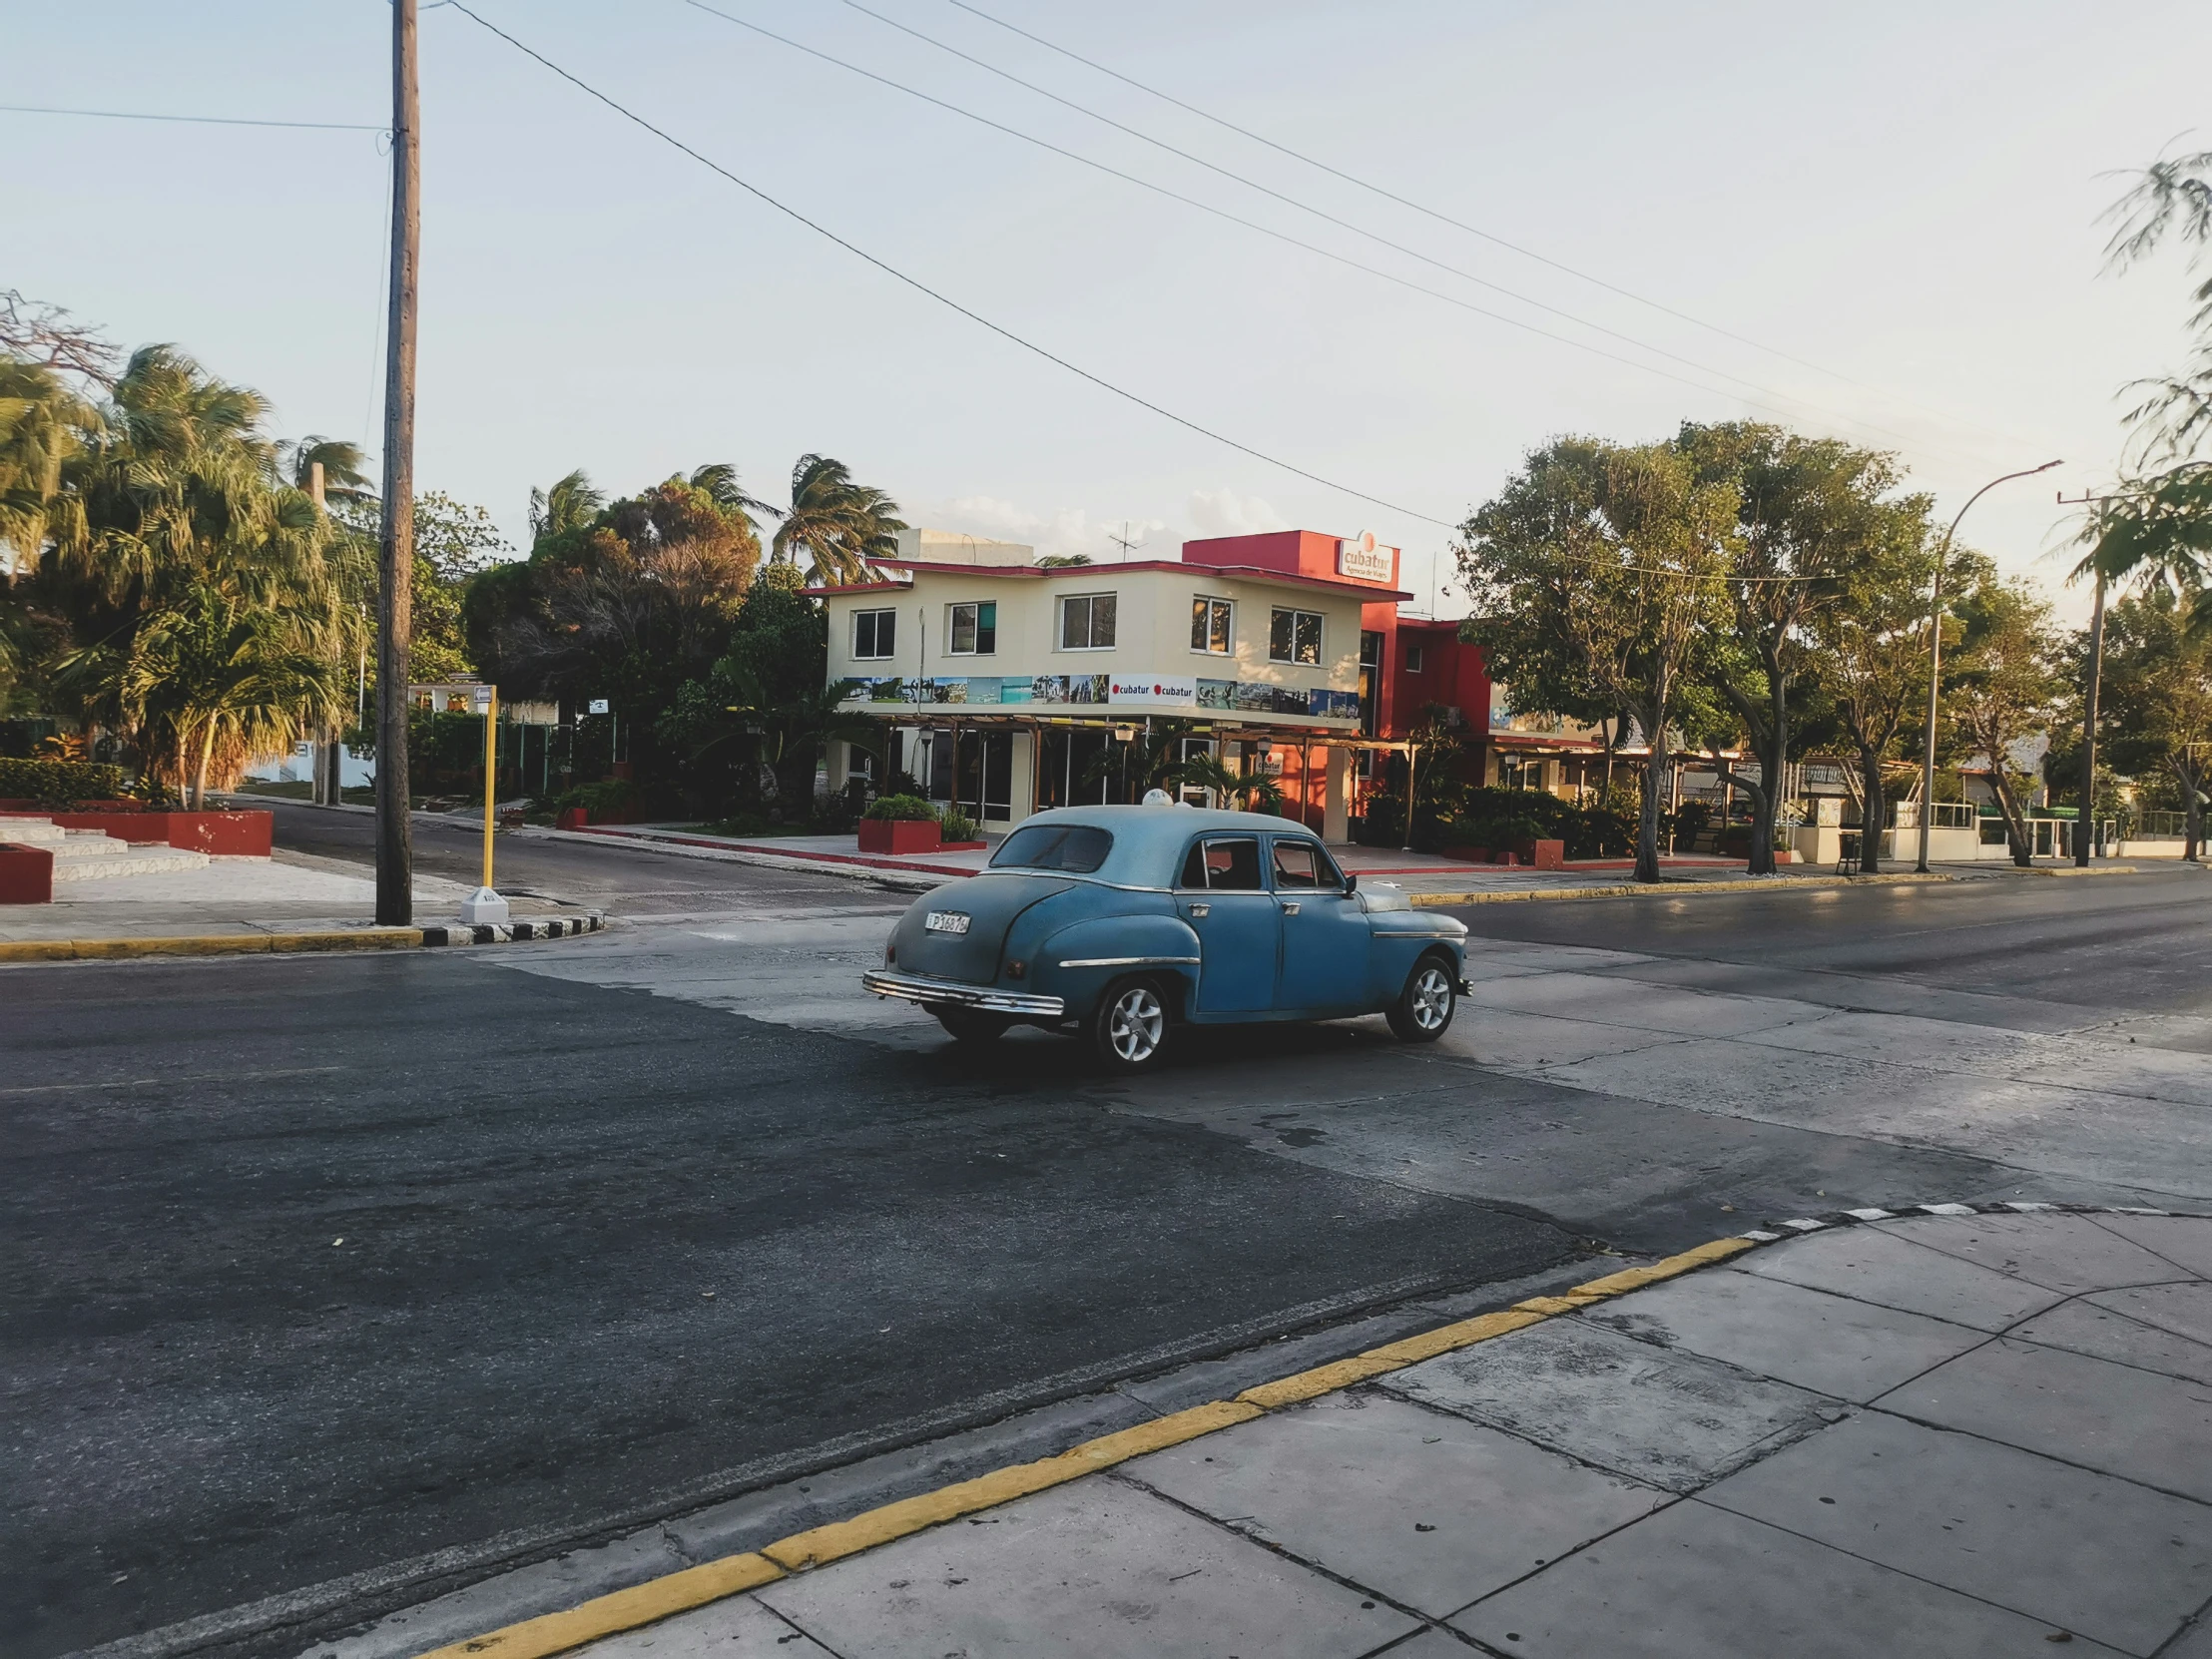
924, 910, 970, 935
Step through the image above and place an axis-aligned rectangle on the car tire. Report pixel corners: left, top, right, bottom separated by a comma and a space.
1090, 976, 1171, 1072
1385, 952, 1457, 1042
935, 1007, 1011, 1043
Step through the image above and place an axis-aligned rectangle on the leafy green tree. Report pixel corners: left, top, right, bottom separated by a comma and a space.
1458, 436, 1735, 881
771, 454, 907, 585
1804, 506, 1941, 871
2098, 583, 2212, 858
1678, 422, 1923, 874
1944, 567, 2062, 866
660, 570, 874, 815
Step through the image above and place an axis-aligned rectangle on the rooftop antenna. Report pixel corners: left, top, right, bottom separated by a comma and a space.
1108, 519, 1147, 563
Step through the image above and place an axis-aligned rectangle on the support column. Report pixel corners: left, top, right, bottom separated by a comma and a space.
1323, 747, 1351, 843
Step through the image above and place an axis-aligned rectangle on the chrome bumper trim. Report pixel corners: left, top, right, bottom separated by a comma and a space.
863, 968, 1065, 1017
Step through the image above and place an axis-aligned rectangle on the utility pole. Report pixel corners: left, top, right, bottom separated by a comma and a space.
2076, 566, 2107, 865
1915, 460, 2062, 873
307, 461, 336, 808
375, 0, 420, 925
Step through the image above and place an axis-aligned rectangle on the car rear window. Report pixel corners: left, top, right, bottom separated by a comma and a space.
990, 824, 1114, 872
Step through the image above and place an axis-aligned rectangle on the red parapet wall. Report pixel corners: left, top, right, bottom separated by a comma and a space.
0, 809, 273, 855
0, 842, 55, 903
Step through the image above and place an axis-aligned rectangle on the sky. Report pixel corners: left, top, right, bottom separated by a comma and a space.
8, 0, 2208, 620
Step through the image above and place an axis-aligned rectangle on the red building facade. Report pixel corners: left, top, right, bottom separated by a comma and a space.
1181, 530, 1491, 830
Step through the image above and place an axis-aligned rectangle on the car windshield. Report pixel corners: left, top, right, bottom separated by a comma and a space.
990, 824, 1114, 872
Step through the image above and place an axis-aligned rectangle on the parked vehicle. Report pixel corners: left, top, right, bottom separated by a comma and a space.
862, 804, 1471, 1071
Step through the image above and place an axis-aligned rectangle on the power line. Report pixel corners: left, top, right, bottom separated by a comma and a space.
681, 1, 1978, 458
830, 0, 2003, 472
937, 0, 2051, 456
0, 102, 385, 133
440, 2, 1453, 529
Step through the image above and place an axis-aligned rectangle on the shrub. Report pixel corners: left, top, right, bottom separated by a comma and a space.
938, 809, 979, 842
555, 778, 638, 815
0, 758, 129, 806
864, 793, 937, 822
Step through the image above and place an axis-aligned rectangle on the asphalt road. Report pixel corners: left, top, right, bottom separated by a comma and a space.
1, 951, 1571, 1659
10, 823, 2211, 1659
1444, 865, 2212, 1020
238, 798, 862, 917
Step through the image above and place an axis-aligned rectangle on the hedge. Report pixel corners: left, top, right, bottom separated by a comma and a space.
863, 793, 938, 823
0, 759, 129, 805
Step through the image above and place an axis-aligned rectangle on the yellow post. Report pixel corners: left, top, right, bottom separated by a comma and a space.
482, 685, 497, 891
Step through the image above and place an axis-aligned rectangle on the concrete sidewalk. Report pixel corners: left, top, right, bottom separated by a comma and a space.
484, 1208, 2212, 1659
0, 850, 586, 945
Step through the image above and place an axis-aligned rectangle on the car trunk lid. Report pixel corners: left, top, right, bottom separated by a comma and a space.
893, 874, 1072, 983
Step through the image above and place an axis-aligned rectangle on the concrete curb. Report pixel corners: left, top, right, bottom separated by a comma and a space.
1406, 870, 1953, 906
0, 913, 604, 964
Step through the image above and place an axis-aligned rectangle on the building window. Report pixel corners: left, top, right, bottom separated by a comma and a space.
1190, 596, 1233, 655
1405, 644, 1425, 673
949, 601, 996, 656
1060, 592, 1118, 651
1269, 608, 1323, 666
853, 608, 897, 660
1358, 629, 1382, 738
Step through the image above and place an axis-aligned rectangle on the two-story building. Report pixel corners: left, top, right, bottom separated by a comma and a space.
817, 527, 1490, 837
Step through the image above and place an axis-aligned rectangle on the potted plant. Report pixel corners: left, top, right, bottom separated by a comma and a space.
937, 808, 987, 850
859, 794, 942, 854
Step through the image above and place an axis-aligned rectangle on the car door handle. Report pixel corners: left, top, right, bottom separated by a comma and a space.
1188, 902, 1211, 917
1280, 901, 1301, 915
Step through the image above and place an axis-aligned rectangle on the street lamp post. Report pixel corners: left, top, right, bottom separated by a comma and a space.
1915, 461, 2063, 873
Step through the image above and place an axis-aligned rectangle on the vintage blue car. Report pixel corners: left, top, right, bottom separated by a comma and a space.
862, 804, 1471, 1070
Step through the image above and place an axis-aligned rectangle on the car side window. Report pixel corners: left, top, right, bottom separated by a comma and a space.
1179, 842, 1207, 889
1197, 837, 1263, 890
1272, 840, 1321, 889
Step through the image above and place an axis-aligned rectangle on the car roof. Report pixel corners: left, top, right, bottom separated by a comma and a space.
997, 805, 1320, 885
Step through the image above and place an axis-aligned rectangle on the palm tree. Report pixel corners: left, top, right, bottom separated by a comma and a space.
1171, 751, 1284, 811
278, 435, 376, 509
0, 355, 93, 562
771, 454, 907, 585
687, 462, 779, 526
529, 468, 604, 544
115, 580, 348, 807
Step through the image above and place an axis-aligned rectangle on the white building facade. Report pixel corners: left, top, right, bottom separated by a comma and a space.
815, 534, 1407, 835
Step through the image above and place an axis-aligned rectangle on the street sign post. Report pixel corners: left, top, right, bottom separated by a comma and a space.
460, 684, 510, 925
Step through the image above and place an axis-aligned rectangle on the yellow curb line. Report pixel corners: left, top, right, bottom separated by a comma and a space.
0, 929, 424, 962
1407, 871, 1952, 907
411, 1234, 1758, 1659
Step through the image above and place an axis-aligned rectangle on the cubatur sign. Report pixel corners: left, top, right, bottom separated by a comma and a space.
1336, 530, 1396, 583
1109, 676, 1198, 708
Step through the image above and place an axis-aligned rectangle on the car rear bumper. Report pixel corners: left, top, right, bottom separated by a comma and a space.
863, 967, 1066, 1018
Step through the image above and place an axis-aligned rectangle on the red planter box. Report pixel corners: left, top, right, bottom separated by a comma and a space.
0, 808, 272, 855
1530, 838, 1565, 870
0, 841, 54, 904
938, 839, 988, 852
858, 818, 941, 855
557, 808, 590, 831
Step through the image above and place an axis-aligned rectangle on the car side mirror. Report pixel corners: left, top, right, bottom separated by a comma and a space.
1343, 872, 1358, 892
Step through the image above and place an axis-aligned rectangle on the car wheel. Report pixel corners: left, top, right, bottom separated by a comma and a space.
1090, 977, 1170, 1072
935, 1007, 1011, 1043
1385, 953, 1457, 1042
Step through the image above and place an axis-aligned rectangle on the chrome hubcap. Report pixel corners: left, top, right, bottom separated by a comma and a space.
1411, 967, 1453, 1031
1108, 987, 1165, 1061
